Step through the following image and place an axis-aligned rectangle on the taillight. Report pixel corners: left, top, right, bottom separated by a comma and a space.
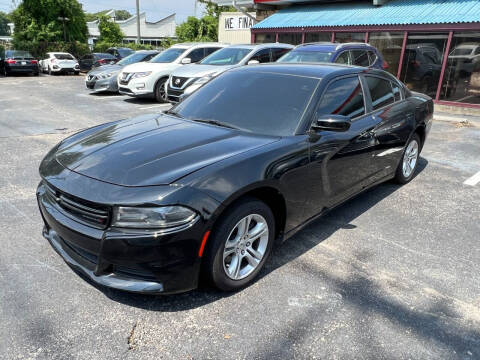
99, 59, 108, 64
6, 59, 16, 64
30, 60, 38, 64
383, 60, 389, 69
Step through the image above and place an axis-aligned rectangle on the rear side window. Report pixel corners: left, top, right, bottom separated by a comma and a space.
205, 47, 221, 56
367, 51, 377, 66
250, 48, 271, 63
366, 76, 395, 110
187, 48, 206, 63
316, 76, 365, 118
271, 48, 291, 61
335, 51, 352, 65
351, 50, 369, 66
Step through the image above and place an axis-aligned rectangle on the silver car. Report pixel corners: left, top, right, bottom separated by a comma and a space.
166, 43, 293, 103
85, 50, 159, 93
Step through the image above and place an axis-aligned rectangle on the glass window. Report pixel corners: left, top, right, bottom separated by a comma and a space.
255, 33, 275, 43
278, 33, 302, 45
278, 50, 333, 63
305, 33, 332, 43
175, 71, 319, 136
335, 32, 365, 43
54, 53, 74, 60
367, 51, 377, 66
205, 47, 221, 56
400, 32, 448, 97
271, 48, 291, 61
201, 47, 252, 65
369, 32, 404, 75
440, 32, 480, 104
187, 48, 206, 63
250, 48, 271, 63
366, 76, 395, 110
351, 50, 369, 66
150, 48, 186, 63
335, 51, 352, 65
316, 77, 365, 118
118, 48, 134, 57
118, 52, 155, 65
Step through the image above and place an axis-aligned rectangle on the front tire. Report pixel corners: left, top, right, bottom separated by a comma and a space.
394, 134, 420, 184
204, 198, 275, 291
154, 78, 168, 103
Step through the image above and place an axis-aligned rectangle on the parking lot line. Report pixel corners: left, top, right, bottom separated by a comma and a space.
464, 171, 480, 186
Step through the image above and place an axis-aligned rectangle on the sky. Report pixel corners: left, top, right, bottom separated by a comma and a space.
0, 0, 206, 23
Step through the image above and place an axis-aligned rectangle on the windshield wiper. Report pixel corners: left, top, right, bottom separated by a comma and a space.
191, 118, 240, 130
164, 109, 184, 118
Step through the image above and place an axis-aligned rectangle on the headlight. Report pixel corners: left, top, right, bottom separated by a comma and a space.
193, 72, 219, 85
132, 71, 152, 79
112, 206, 197, 229
100, 72, 116, 79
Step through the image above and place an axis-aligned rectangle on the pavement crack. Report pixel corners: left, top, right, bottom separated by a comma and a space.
128, 321, 138, 350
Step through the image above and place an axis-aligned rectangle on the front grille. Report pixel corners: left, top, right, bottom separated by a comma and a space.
86, 83, 95, 89
171, 76, 189, 88
45, 184, 110, 229
63, 238, 99, 264
87, 75, 96, 81
119, 72, 131, 85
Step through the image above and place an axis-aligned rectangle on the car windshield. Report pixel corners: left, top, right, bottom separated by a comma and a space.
278, 50, 333, 63
150, 48, 186, 63
200, 47, 252, 65
450, 47, 474, 56
118, 48, 134, 57
54, 54, 74, 60
118, 52, 152, 65
174, 70, 319, 136
6, 50, 34, 59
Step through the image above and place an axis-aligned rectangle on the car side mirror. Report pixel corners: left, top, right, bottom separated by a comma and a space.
181, 57, 192, 64
312, 115, 351, 132
247, 60, 260, 65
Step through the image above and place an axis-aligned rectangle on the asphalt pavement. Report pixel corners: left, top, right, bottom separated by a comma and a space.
0, 74, 479, 360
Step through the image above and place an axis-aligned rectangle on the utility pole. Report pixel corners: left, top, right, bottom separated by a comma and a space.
136, 0, 141, 44
194, 0, 198, 18
58, 16, 70, 42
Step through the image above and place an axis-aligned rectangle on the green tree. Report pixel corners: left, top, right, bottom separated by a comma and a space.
11, 0, 88, 43
114, 10, 132, 21
0, 11, 11, 36
85, 9, 132, 22
97, 14, 123, 43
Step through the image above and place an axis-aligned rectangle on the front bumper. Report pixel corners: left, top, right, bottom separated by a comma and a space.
37, 181, 205, 294
52, 66, 79, 73
86, 76, 118, 93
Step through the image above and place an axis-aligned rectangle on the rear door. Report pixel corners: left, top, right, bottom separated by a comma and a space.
306, 75, 381, 215
362, 74, 415, 180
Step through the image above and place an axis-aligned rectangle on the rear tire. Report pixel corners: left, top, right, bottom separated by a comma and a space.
394, 134, 421, 184
204, 197, 275, 292
154, 78, 168, 103
74, 71, 80, 76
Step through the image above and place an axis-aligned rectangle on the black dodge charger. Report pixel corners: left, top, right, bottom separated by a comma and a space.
37, 64, 433, 294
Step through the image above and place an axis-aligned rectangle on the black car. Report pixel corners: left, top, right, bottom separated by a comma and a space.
106, 47, 135, 60
1, 50, 39, 76
79, 53, 118, 72
37, 64, 433, 294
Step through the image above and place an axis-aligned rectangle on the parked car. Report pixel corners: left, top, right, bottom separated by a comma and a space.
85, 50, 159, 93
166, 43, 293, 103
1, 50, 39, 76
277, 42, 387, 69
398, 43, 442, 96
40, 52, 80, 75
118, 43, 226, 102
106, 47, 135, 60
448, 43, 480, 76
37, 63, 433, 295
79, 53, 118, 72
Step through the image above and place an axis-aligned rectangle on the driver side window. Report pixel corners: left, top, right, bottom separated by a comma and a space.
335, 51, 352, 65
316, 76, 365, 119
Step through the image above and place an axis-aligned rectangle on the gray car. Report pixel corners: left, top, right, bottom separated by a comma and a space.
166, 43, 293, 103
85, 50, 159, 93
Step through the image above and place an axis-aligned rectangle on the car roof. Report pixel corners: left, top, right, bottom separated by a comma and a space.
171, 42, 228, 49
228, 62, 371, 79
223, 43, 294, 50
294, 42, 375, 52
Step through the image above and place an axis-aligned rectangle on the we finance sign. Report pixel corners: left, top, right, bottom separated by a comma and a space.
224, 15, 256, 31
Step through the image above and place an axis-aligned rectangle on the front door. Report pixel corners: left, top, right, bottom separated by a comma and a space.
304, 75, 380, 218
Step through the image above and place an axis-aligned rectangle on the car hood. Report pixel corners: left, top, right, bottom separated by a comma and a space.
88, 64, 123, 75
172, 64, 237, 78
53, 114, 278, 187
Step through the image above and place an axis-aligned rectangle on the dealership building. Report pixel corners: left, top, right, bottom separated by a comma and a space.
214, 0, 480, 111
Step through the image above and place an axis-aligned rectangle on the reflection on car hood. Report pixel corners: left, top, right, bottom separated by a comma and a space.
88, 64, 123, 76
54, 114, 278, 186
171, 64, 237, 78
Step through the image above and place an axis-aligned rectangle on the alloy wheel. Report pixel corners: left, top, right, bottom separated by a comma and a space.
402, 139, 419, 178
223, 214, 269, 280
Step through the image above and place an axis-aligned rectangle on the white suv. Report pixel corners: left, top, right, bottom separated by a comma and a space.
118, 43, 227, 102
